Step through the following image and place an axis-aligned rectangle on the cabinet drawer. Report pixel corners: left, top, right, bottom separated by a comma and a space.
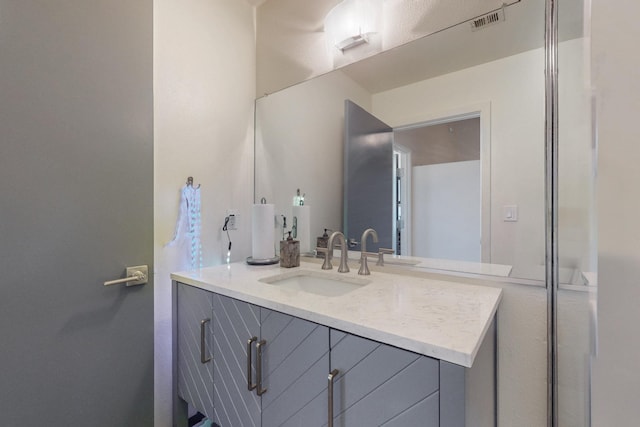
211, 293, 261, 427
177, 283, 214, 420
261, 309, 330, 427
330, 330, 440, 426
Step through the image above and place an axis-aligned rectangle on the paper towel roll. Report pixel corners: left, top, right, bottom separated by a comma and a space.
252, 203, 275, 260
292, 205, 311, 254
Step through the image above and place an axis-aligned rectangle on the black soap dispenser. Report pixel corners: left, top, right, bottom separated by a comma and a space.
280, 231, 300, 268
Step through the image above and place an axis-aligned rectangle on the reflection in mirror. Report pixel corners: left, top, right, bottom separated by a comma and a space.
255, 0, 592, 285
395, 116, 481, 261
256, 0, 521, 95
343, 100, 487, 264
344, 100, 394, 254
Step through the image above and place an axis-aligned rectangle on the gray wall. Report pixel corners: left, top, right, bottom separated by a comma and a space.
0, 1, 154, 425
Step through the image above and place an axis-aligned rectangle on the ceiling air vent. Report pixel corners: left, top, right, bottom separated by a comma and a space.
470, 9, 505, 31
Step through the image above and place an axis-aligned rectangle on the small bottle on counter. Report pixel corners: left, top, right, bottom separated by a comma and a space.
280, 231, 300, 268
316, 228, 330, 257
293, 188, 305, 207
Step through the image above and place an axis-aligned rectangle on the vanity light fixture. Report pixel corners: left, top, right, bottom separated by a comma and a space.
324, 0, 382, 52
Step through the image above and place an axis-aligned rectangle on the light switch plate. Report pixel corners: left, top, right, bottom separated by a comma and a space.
226, 209, 238, 230
503, 205, 518, 222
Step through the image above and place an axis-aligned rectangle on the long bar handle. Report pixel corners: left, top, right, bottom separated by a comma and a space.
256, 339, 267, 396
328, 369, 339, 427
200, 319, 211, 363
104, 271, 145, 286
247, 337, 258, 391
104, 265, 148, 287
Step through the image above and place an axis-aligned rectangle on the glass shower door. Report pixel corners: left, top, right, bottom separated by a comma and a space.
557, 0, 596, 424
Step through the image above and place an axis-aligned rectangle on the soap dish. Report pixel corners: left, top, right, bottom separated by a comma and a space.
246, 256, 280, 266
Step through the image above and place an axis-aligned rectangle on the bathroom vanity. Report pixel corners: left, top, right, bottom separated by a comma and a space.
171, 261, 501, 427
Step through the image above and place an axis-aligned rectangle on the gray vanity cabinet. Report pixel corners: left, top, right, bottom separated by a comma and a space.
260, 309, 330, 427
329, 330, 441, 427
175, 283, 471, 427
176, 283, 214, 420
210, 292, 261, 427
210, 292, 330, 427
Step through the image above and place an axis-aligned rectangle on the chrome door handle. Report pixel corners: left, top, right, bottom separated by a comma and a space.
200, 319, 212, 364
104, 265, 148, 287
256, 339, 267, 396
247, 336, 258, 391
328, 369, 339, 427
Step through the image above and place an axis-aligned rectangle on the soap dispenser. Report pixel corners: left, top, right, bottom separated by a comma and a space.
316, 228, 330, 257
280, 231, 300, 268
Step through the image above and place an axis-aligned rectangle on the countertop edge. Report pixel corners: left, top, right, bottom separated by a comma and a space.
171, 266, 502, 368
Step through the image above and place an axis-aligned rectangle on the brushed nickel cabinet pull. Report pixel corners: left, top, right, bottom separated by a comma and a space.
247, 336, 258, 391
200, 319, 211, 364
328, 369, 339, 427
256, 339, 267, 396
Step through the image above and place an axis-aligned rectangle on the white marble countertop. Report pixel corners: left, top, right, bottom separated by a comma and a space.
171, 261, 502, 368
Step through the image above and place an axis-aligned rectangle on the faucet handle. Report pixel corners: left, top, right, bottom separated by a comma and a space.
376, 248, 395, 266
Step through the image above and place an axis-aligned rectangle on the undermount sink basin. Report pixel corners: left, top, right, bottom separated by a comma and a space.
259, 270, 370, 297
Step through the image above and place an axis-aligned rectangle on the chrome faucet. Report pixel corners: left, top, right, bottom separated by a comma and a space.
358, 228, 379, 275
317, 231, 349, 273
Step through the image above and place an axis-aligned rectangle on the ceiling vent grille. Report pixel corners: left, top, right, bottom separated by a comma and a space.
470, 9, 505, 31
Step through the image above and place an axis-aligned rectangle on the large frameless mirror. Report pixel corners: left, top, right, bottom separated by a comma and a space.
254, 0, 596, 425
255, 0, 591, 285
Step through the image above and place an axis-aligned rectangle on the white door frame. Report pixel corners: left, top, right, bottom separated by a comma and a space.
393, 143, 412, 256
392, 102, 491, 263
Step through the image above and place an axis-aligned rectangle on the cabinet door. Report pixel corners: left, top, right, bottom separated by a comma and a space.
211, 293, 261, 427
177, 283, 214, 419
329, 330, 440, 427
261, 308, 330, 427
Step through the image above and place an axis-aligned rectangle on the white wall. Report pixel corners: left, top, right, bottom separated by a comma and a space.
372, 47, 544, 272
372, 39, 594, 277
255, 70, 372, 241
153, 0, 256, 425
559, 38, 596, 274
591, 0, 640, 424
412, 161, 481, 262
